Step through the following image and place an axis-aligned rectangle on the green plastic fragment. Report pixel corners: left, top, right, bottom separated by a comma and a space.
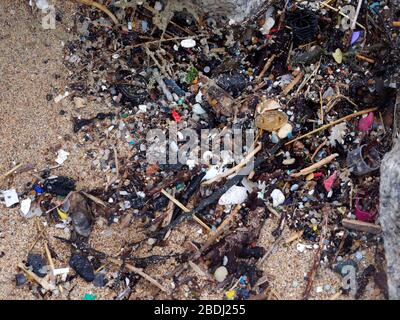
176, 183, 185, 191
185, 66, 198, 84
83, 293, 97, 300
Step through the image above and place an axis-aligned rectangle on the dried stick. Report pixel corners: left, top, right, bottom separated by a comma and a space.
81, 191, 107, 207
161, 189, 211, 232
310, 139, 328, 162
0, 163, 23, 182
108, 258, 168, 292
256, 54, 276, 82
199, 205, 241, 252
132, 35, 203, 48
75, 0, 119, 25
291, 153, 338, 177
285, 107, 378, 145
18, 262, 55, 291
257, 234, 284, 266
105, 147, 119, 191
350, 0, 363, 31
45, 191, 74, 214
303, 206, 329, 299
355, 54, 375, 64
282, 73, 303, 95
321, 1, 366, 30
202, 143, 262, 186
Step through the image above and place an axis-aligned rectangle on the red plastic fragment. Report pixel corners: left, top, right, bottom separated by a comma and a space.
358, 112, 374, 132
323, 171, 337, 192
313, 172, 324, 178
171, 110, 181, 123
354, 198, 377, 222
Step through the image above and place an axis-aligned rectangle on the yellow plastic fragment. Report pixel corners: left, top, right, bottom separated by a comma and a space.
305, 173, 314, 180
226, 290, 236, 300
57, 208, 68, 221
332, 48, 343, 64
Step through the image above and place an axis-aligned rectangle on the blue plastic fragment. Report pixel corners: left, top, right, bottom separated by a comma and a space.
350, 31, 361, 45
239, 275, 247, 285
34, 185, 44, 194
163, 78, 186, 97
368, 2, 380, 14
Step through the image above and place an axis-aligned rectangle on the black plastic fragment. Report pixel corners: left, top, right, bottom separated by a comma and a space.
27, 253, 47, 278
286, 9, 318, 45
43, 176, 76, 196
69, 253, 95, 282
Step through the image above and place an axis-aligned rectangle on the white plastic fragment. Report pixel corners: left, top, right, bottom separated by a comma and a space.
195, 91, 203, 103
271, 189, 285, 207
138, 105, 147, 113
218, 185, 248, 205
214, 266, 228, 282
34, 0, 49, 10
297, 243, 306, 253
2, 189, 19, 207
277, 123, 293, 139
55, 149, 70, 165
54, 91, 69, 103
52, 268, 70, 276
316, 286, 324, 293
180, 39, 196, 48
260, 7, 275, 35
20, 198, 32, 217
192, 103, 206, 115
203, 165, 225, 181
154, 1, 163, 11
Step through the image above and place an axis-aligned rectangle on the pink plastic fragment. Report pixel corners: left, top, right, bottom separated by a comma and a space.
358, 112, 374, 132
354, 198, 377, 222
323, 171, 337, 192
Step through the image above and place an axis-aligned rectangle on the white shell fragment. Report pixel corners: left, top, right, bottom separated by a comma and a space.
271, 189, 285, 207
2, 189, 19, 207
214, 266, 228, 282
218, 186, 248, 205
180, 39, 196, 48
